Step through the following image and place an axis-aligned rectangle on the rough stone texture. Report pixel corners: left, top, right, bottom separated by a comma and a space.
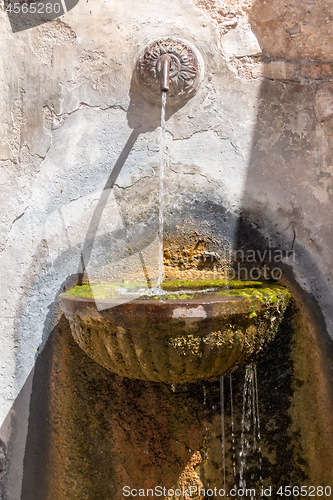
195, 0, 333, 81
286, 280, 333, 486
315, 83, 333, 122
59, 284, 290, 382
248, 0, 333, 62
0, 0, 332, 497
19, 288, 333, 499
221, 25, 262, 58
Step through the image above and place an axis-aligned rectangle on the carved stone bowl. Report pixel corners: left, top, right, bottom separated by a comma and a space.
58, 281, 291, 383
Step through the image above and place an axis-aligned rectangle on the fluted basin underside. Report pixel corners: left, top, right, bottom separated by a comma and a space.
59, 281, 291, 383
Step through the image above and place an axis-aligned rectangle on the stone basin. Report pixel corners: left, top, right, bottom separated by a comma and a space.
58, 280, 291, 383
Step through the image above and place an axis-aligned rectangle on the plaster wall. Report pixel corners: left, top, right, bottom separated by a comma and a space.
0, 0, 332, 497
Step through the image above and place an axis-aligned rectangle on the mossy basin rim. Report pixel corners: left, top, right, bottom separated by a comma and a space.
63, 279, 291, 306
58, 279, 292, 382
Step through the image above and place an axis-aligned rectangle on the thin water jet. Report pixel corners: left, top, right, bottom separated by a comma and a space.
230, 373, 237, 482
158, 91, 167, 289
239, 364, 262, 498
220, 375, 226, 491
254, 364, 263, 485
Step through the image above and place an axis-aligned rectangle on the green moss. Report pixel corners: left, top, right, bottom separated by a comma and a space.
62, 279, 292, 384
162, 278, 264, 290
63, 280, 291, 311
214, 284, 291, 305
64, 282, 145, 299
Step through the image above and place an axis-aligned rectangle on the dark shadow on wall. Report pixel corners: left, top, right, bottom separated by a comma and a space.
0, 369, 34, 500
5, 0, 79, 32
20, 316, 207, 500
77, 128, 140, 283
77, 67, 189, 283
12, 65, 175, 393
234, 2, 333, 482
19, 294, 325, 498
233, 46, 333, 366
7, 63, 187, 466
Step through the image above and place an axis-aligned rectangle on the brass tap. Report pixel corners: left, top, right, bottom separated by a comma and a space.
157, 54, 172, 92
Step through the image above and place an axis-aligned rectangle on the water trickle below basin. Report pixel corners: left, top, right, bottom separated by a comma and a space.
58, 280, 291, 383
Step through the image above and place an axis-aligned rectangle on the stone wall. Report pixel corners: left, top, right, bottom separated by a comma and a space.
0, 0, 332, 497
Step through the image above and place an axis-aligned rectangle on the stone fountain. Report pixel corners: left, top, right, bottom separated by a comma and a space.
59, 38, 291, 383
59, 280, 290, 382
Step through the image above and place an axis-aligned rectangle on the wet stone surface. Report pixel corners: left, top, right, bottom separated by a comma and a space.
22, 303, 328, 500
58, 280, 291, 383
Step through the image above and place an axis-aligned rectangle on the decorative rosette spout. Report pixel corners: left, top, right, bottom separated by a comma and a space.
137, 37, 204, 105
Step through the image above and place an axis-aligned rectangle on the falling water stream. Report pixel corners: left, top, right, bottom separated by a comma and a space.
158, 91, 167, 288
217, 365, 262, 494
229, 373, 237, 481
203, 385, 210, 462
239, 363, 262, 497
158, 92, 263, 493
254, 365, 263, 484
239, 366, 252, 492
220, 376, 226, 491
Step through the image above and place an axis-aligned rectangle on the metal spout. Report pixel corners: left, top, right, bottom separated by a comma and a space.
157, 54, 172, 92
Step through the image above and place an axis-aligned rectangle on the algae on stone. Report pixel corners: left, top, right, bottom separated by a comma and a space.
64, 279, 291, 306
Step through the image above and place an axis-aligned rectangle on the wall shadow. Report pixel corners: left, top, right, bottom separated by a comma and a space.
233, 0, 333, 483
5, 0, 79, 33
77, 68, 188, 284
20, 293, 329, 497
20, 316, 208, 499
9, 2, 333, 493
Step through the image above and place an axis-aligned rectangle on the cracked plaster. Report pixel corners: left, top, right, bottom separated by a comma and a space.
0, 0, 331, 408
0, 0, 333, 496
